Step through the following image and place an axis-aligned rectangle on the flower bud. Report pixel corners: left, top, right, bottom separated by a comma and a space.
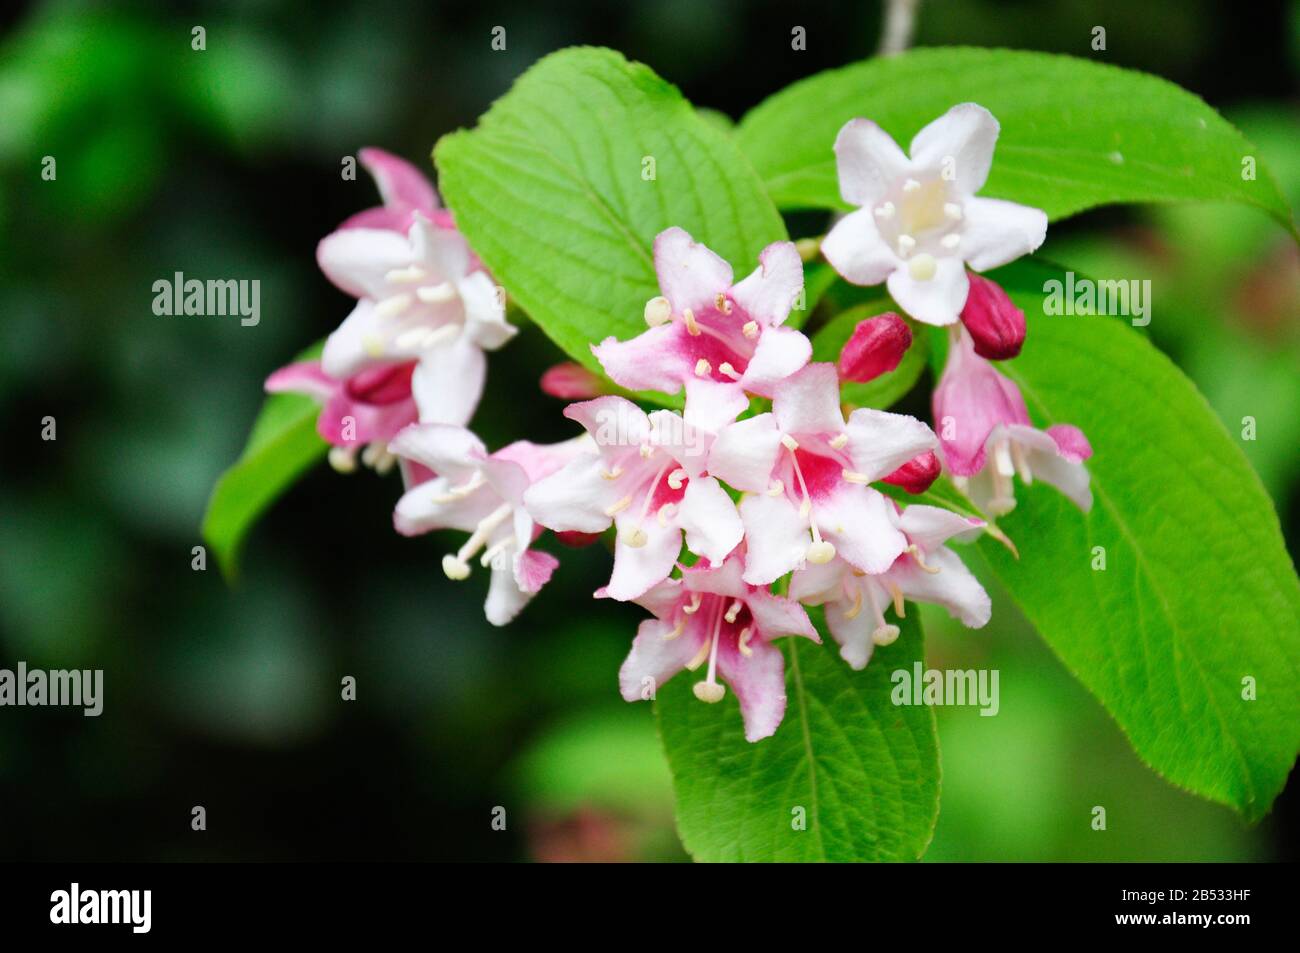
554, 530, 602, 548
540, 362, 607, 399
960, 273, 1025, 360
837, 312, 912, 383
881, 450, 941, 494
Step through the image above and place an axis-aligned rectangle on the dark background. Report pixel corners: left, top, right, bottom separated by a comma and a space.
1, 0, 1296, 861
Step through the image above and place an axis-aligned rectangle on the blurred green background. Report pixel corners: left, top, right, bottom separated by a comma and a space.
1, 0, 1295, 861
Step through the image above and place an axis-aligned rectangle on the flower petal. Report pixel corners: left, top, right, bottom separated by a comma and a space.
606, 513, 681, 600
716, 633, 787, 742
892, 547, 992, 627
1046, 423, 1093, 463
708, 414, 783, 493
265, 361, 337, 402
961, 197, 1048, 272
677, 476, 743, 565
392, 477, 497, 536
410, 336, 486, 426
844, 407, 938, 482
316, 227, 412, 300
834, 118, 910, 207
886, 255, 969, 326
387, 422, 486, 483
359, 147, 438, 214
932, 330, 1030, 475
745, 589, 819, 642
684, 377, 749, 438
591, 322, 694, 395
653, 227, 733, 315
773, 362, 844, 437
738, 493, 809, 585
565, 395, 651, 452
457, 270, 516, 350
824, 592, 877, 671
619, 617, 706, 702
729, 241, 803, 327
822, 206, 901, 286
908, 103, 999, 194
739, 325, 813, 397
896, 504, 985, 552
524, 452, 623, 534
818, 485, 907, 574
321, 299, 382, 378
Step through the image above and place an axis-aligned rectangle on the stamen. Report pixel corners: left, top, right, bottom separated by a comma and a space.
663, 618, 687, 641
415, 281, 457, 304
620, 526, 648, 548
1011, 441, 1033, 484
666, 468, 687, 490
644, 296, 672, 327
785, 441, 836, 564
902, 178, 921, 193
446, 501, 514, 578
862, 578, 897, 646
657, 503, 677, 526
375, 293, 413, 317
737, 627, 754, 658
842, 469, 871, 484
874, 201, 896, 219
372, 451, 397, 475
686, 632, 712, 670
872, 624, 901, 646
604, 495, 632, 517
601, 466, 624, 480
363, 334, 385, 358
724, 600, 743, 624
842, 586, 864, 621
714, 292, 732, 314
683, 308, 701, 336
718, 362, 742, 381
829, 433, 849, 450
639, 444, 654, 459
907, 544, 942, 574
766, 479, 785, 497
941, 233, 961, 250
694, 358, 712, 377
479, 536, 513, 568
897, 234, 916, 257
742, 321, 759, 339
944, 202, 963, 220
780, 434, 799, 451
385, 265, 427, 283
692, 602, 727, 703
442, 555, 471, 580
328, 446, 358, 473
887, 582, 905, 617
683, 593, 703, 615
430, 471, 486, 504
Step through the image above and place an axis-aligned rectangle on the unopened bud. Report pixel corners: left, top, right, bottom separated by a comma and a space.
838, 312, 912, 383
540, 362, 607, 399
882, 450, 941, 494
960, 273, 1025, 360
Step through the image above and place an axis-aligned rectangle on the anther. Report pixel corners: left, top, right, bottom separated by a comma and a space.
683, 308, 701, 336
644, 296, 672, 327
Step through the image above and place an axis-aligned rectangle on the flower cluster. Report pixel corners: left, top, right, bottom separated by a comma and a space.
268, 102, 1094, 743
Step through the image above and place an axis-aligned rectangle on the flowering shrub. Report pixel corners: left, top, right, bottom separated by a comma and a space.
205, 47, 1299, 861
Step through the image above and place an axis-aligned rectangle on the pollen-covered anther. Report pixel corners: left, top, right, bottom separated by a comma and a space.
842, 587, 864, 620
362, 334, 385, 358
644, 295, 672, 327
943, 202, 963, 220
908, 253, 937, 281
663, 618, 687, 641
656, 503, 676, 526
941, 234, 961, 250
718, 362, 742, 381
902, 178, 921, 193
897, 234, 916, 257
666, 468, 687, 490
842, 469, 871, 484
328, 446, 358, 473
479, 537, 512, 568
724, 600, 743, 624
385, 265, 427, 283
694, 358, 712, 377
766, 479, 784, 497
604, 495, 632, 517
907, 543, 942, 574
415, 281, 456, 304
714, 292, 732, 314
621, 525, 648, 548
829, 433, 849, 450
683, 308, 701, 336
872, 624, 901, 647
601, 466, 623, 480
888, 582, 906, 617
693, 681, 726, 703
442, 554, 471, 580
737, 626, 754, 657
742, 320, 759, 339
874, 201, 896, 219
806, 539, 836, 564
375, 293, 413, 318
780, 434, 800, 452
682, 593, 703, 615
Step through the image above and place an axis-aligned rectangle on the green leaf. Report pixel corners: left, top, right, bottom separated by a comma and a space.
736, 48, 1296, 237
202, 354, 328, 578
435, 47, 788, 397
657, 606, 938, 861
972, 259, 1300, 820
811, 302, 930, 409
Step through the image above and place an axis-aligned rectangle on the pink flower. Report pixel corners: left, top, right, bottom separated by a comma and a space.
591, 227, 812, 398
791, 503, 990, 670
613, 554, 819, 742
838, 311, 912, 383
881, 450, 941, 494
822, 104, 1048, 326
265, 360, 418, 473
934, 328, 1093, 515
523, 388, 746, 601
387, 423, 584, 625
540, 362, 608, 400
707, 363, 938, 585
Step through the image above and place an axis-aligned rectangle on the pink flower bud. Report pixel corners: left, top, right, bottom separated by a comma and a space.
881, 450, 941, 494
960, 274, 1025, 360
540, 362, 607, 400
837, 312, 912, 383
554, 530, 603, 548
